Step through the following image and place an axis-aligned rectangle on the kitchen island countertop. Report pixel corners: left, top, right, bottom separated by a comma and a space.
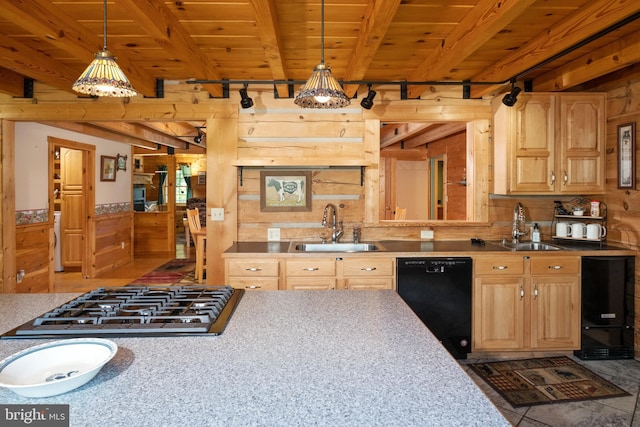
0, 291, 508, 426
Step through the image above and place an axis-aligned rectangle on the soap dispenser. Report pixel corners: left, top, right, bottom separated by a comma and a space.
532, 223, 541, 242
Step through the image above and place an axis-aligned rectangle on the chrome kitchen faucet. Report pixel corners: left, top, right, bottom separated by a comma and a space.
322, 203, 343, 243
512, 202, 527, 244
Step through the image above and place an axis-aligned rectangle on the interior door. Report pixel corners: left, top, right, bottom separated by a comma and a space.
60, 147, 86, 269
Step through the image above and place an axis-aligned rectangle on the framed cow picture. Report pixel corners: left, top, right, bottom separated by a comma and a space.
260, 170, 312, 212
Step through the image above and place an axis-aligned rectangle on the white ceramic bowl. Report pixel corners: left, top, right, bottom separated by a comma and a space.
573, 208, 585, 216
0, 338, 117, 398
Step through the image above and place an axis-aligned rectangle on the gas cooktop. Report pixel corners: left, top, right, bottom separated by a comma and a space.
1, 285, 244, 339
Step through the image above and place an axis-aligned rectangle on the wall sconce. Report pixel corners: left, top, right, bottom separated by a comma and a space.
360, 85, 377, 110
502, 84, 522, 107
240, 85, 254, 109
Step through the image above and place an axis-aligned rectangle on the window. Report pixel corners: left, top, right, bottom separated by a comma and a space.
176, 169, 188, 203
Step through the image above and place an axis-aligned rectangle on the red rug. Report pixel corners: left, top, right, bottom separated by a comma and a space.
128, 259, 196, 286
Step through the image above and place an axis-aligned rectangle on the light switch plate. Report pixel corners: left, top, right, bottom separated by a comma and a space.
267, 228, 280, 241
421, 229, 434, 239
211, 208, 225, 221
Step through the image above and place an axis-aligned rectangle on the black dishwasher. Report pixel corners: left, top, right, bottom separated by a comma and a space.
397, 257, 472, 359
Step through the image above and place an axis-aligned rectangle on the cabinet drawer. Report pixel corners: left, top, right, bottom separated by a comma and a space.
345, 278, 393, 290
343, 258, 394, 276
531, 257, 580, 275
227, 259, 279, 277
286, 277, 336, 290
228, 278, 279, 291
286, 258, 335, 277
475, 257, 524, 275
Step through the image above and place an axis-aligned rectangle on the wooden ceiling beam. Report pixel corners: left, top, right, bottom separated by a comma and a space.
342, 0, 402, 97
533, 28, 640, 91
470, 0, 640, 98
249, 0, 290, 98
0, 0, 156, 96
0, 33, 81, 93
380, 123, 436, 148
116, 0, 224, 98
402, 122, 467, 149
0, 68, 26, 97
41, 121, 159, 150
140, 122, 207, 150
89, 122, 187, 149
407, 0, 536, 99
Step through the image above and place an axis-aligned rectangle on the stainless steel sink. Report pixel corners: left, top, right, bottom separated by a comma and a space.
495, 241, 563, 251
288, 242, 384, 253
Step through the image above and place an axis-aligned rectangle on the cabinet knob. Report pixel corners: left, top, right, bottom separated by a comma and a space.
303, 267, 319, 271
520, 285, 524, 299
246, 267, 263, 272
563, 171, 568, 184
548, 265, 562, 270
493, 265, 508, 270
246, 284, 262, 289
360, 267, 377, 271
551, 171, 556, 185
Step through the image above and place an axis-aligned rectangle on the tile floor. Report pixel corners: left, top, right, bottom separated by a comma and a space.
460, 356, 640, 426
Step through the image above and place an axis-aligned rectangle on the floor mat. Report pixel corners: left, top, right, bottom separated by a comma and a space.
468, 356, 630, 408
128, 259, 196, 286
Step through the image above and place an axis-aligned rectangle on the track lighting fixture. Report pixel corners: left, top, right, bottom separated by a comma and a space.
502, 84, 521, 107
239, 85, 254, 109
360, 86, 377, 110
194, 129, 204, 144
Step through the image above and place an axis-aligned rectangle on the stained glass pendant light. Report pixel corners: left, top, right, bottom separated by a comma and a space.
72, 0, 137, 97
294, 0, 349, 108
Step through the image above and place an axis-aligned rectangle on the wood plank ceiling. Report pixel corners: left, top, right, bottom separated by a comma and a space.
1, 0, 639, 152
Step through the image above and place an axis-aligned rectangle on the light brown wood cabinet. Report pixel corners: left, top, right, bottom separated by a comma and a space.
224, 254, 395, 291
342, 257, 395, 290
473, 254, 580, 352
492, 93, 605, 195
225, 258, 280, 291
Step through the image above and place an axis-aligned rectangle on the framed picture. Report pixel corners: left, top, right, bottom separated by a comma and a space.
197, 171, 206, 185
260, 170, 312, 212
100, 155, 117, 182
617, 122, 636, 189
117, 154, 128, 171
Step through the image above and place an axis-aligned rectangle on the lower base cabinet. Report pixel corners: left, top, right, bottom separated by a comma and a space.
473, 255, 580, 352
224, 254, 395, 291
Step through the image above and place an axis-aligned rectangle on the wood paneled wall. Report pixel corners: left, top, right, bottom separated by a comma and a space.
15, 223, 51, 293
93, 213, 134, 276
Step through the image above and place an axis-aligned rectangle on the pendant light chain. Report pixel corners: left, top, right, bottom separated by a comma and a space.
102, 0, 108, 50
320, 0, 325, 65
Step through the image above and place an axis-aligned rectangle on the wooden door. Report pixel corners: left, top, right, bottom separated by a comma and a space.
530, 276, 581, 350
61, 147, 85, 269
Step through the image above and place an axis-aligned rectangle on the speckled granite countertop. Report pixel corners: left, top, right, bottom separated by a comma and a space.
0, 291, 509, 426
224, 239, 636, 256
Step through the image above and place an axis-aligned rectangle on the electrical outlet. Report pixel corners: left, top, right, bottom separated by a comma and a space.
421, 229, 434, 239
267, 228, 280, 241
211, 208, 225, 221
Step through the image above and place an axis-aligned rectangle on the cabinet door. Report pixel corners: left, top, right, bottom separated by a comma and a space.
530, 276, 581, 349
345, 278, 393, 290
559, 94, 606, 194
473, 276, 525, 351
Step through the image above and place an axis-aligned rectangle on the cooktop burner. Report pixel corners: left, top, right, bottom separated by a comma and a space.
1, 285, 244, 339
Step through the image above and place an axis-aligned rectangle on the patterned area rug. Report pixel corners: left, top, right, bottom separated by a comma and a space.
128, 259, 196, 286
469, 356, 630, 408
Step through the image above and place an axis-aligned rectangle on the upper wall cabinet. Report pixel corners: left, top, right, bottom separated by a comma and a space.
492, 93, 606, 195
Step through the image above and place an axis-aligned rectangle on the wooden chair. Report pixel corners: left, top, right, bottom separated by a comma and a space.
394, 207, 407, 220
186, 208, 207, 283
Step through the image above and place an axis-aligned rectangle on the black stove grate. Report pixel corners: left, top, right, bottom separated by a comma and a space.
1, 285, 244, 339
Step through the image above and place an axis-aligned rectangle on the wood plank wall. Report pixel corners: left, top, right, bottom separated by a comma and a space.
15, 223, 51, 293
93, 213, 134, 276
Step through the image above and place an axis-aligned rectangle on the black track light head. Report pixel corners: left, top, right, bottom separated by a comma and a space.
240, 87, 254, 109
360, 88, 377, 110
502, 86, 521, 107
193, 128, 204, 144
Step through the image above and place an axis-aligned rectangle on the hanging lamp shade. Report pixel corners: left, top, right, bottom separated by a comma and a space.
294, 0, 349, 108
294, 63, 350, 108
72, 49, 137, 97
72, 0, 137, 97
